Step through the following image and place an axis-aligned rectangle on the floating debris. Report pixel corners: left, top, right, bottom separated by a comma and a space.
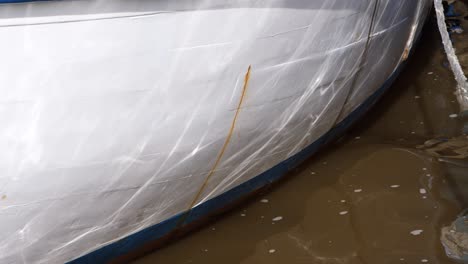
260, 199, 269, 203
268, 249, 276, 254
420, 188, 427, 194
428, 72, 434, 75
354, 189, 363, 193
421, 259, 428, 263
390, 185, 400, 188
417, 136, 468, 159
410, 230, 424, 236
240, 213, 246, 217
272, 216, 283, 222
441, 210, 468, 262
339, 211, 349, 215
449, 114, 459, 118
340, 200, 346, 203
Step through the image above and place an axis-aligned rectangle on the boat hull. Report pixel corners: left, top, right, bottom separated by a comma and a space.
0, 0, 431, 263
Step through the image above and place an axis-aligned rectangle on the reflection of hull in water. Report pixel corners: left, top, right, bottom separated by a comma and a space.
0, 0, 431, 263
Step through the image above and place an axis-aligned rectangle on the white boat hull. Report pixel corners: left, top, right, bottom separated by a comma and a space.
0, 0, 431, 263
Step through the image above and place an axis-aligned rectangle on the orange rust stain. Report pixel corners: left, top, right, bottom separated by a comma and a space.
188, 65, 252, 209
402, 47, 410, 61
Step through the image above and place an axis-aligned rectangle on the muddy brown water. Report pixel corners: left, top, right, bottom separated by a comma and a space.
133, 19, 467, 264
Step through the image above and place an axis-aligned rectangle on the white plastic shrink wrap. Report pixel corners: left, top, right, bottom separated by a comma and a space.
0, 0, 431, 263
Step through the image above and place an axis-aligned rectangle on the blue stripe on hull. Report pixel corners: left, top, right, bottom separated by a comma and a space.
68, 57, 408, 263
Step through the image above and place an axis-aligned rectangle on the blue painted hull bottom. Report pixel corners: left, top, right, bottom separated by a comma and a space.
69, 43, 413, 264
